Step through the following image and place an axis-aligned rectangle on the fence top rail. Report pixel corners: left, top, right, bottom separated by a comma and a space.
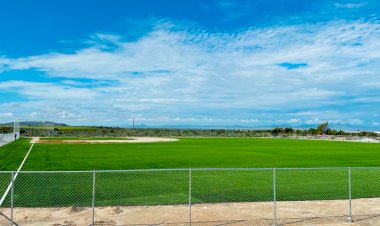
0, 166, 380, 173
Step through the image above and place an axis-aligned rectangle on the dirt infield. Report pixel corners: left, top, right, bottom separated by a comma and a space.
31, 137, 179, 144
0, 198, 379, 226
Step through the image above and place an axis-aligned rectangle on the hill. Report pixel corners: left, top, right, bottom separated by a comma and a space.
0, 121, 68, 127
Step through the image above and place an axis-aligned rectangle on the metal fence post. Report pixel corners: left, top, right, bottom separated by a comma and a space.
189, 168, 192, 226
348, 167, 352, 223
10, 172, 14, 226
92, 171, 96, 226
273, 168, 277, 226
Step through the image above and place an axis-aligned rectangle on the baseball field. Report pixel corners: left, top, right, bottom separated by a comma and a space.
0, 137, 379, 208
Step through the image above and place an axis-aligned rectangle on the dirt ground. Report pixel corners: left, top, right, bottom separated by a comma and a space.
0, 198, 379, 226
31, 137, 179, 144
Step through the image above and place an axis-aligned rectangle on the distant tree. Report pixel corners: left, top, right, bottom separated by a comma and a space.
272, 127, 282, 136
284, 128, 294, 134
317, 122, 329, 135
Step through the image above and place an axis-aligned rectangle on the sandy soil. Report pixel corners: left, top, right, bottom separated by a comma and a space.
31, 137, 178, 144
30, 137, 39, 143
0, 198, 379, 226
30, 136, 380, 144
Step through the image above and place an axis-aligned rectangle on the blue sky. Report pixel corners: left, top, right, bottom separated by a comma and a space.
1, 0, 380, 130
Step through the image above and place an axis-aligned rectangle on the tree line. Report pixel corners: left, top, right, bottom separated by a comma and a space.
0, 122, 376, 138
272, 122, 378, 137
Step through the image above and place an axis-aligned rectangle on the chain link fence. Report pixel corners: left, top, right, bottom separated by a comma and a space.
0, 167, 379, 225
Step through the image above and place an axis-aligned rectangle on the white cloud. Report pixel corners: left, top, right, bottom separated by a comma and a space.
335, 2, 367, 9
0, 57, 11, 73
0, 81, 98, 100
0, 112, 13, 118
288, 112, 319, 117
1, 20, 380, 128
289, 118, 301, 123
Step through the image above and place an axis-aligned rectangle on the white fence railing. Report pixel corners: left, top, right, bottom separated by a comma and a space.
0, 133, 18, 148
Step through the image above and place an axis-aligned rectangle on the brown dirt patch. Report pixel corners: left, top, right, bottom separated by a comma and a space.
31, 137, 178, 144
0, 198, 379, 226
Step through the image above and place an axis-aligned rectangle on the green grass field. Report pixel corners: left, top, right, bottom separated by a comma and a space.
0, 138, 379, 207
24, 137, 380, 170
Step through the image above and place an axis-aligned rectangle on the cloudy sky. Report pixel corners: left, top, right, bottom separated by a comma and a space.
0, 0, 380, 129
